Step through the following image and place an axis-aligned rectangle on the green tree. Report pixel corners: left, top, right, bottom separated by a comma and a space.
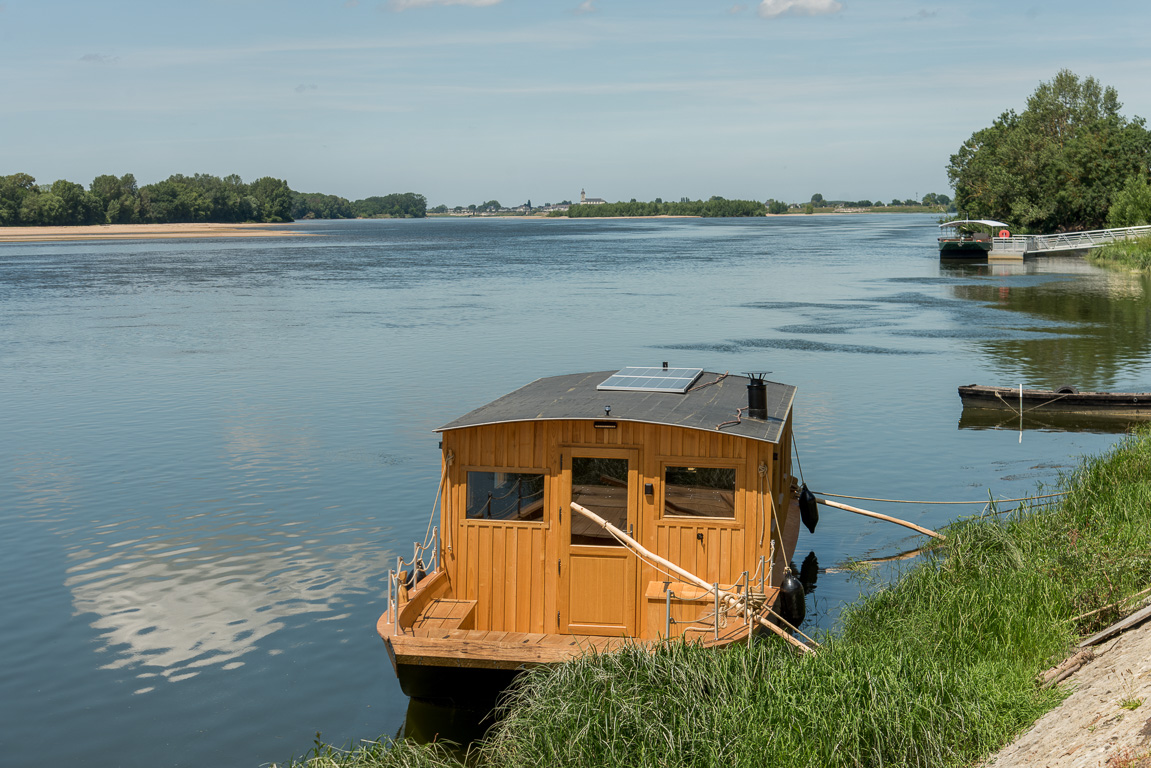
248, 177, 294, 222
0, 173, 38, 225
948, 70, 1151, 232
90, 173, 140, 223
811, 193, 824, 205
49, 179, 102, 224
354, 193, 427, 218
293, 192, 355, 219
1107, 175, 1151, 227
21, 191, 66, 225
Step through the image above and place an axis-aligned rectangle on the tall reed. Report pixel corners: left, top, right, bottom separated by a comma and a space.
1088, 235, 1151, 270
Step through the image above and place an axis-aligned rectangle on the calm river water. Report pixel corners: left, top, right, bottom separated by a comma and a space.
3, 215, 1149, 766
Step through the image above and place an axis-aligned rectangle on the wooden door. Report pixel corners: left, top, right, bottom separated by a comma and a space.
560, 449, 638, 636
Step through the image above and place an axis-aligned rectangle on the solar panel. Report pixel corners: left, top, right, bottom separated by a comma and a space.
597, 367, 703, 394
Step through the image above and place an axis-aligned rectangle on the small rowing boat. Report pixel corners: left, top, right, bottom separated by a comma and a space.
958, 384, 1151, 418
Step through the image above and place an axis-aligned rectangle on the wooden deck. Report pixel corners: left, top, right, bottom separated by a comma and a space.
379, 586, 777, 671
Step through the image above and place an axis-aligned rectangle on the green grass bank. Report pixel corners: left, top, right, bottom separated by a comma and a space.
1087, 235, 1151, 271
288, 428, 1151, 768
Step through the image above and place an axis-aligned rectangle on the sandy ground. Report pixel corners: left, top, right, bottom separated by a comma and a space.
0, 222, 310, 243
984, 622, 1151, 767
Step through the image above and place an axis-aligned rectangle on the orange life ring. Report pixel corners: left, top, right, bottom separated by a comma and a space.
998, 229, 1010, 238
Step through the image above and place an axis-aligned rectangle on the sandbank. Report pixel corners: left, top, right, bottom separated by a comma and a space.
0, 222, 310, 243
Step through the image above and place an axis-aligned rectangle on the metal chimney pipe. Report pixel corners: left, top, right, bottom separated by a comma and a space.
745, 372, 768, 420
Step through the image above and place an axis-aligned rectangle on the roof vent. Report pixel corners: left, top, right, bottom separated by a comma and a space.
744, 372, 770, 420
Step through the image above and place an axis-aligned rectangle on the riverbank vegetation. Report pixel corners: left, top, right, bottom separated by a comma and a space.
948, 70, 1151, 233
290, 427, 1151, 768
0, 172, 427, 226
1088, 235, 1151, 271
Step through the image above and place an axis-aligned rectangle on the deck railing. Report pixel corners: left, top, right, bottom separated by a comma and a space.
661, 567, 767, 641
992, 224, 1151, 256
387, 527, 438, 634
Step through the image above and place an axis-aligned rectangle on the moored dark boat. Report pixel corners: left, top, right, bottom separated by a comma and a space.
958, 384, 1151, 418
938, 219, 1011, 259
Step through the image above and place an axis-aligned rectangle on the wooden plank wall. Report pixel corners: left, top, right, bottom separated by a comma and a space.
440, 416, 792, 638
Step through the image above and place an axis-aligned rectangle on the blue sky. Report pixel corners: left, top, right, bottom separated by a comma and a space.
2, 0, 1149, 207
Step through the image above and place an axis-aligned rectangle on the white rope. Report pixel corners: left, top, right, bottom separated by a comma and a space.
813, 490, 1067, 506
993, 387, 1077, 416
430, 450, 453, 555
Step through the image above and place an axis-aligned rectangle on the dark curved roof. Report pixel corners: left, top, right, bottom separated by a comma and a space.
437, 370, 795, 445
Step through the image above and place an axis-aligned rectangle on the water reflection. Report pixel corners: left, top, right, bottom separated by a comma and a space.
958, 407, 1149, 434
65, 527, 390, 688
10, 419, 397, 691
946, 259, 1151, 391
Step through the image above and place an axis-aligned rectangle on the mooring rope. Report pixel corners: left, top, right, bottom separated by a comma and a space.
427, 450, 453, 555
715, 405, 747, 431
791, 432, 805, 485
813, 490, 1068, 505
574, 502, 818, 652
992, 387, 1076, 415
688, 371, 729, 392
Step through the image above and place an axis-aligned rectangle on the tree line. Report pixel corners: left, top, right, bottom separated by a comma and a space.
948, 70, 1151, 232
0, 172, 427, 227
556, 196, 768, 218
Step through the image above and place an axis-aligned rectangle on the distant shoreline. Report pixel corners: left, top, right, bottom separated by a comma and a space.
0, 210, 940, 243
0, 222, 311, 243
433, 210, 925, 221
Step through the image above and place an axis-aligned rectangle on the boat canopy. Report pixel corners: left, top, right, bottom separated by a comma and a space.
939, 219, 1011, 229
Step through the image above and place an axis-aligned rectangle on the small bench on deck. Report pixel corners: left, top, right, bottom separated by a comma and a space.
411, 599, 477, 634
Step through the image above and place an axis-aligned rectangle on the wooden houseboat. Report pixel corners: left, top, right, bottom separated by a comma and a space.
377, 367, 806, 702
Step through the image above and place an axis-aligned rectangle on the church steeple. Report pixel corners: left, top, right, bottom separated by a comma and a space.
580, 188, 586, 203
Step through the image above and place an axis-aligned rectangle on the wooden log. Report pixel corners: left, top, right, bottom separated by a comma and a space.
815, 497, 945, 540
569, 502, 816, 654
1038, 648, 1095, 688
1079, 603, 1151, 648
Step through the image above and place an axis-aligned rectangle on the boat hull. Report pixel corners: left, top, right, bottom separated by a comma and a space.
939, 239, 992, 259
958, 384, 1151, 417
392, 655, 522, 706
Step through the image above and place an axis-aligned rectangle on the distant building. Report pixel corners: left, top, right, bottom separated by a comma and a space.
580, 189, 606, 205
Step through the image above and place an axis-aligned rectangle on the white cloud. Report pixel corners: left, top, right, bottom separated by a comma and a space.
80, 53, 120, 65
729, 4, 748, 13
388, 0, 501, 10
758, 0, 843, 19
575, 0, 596, 13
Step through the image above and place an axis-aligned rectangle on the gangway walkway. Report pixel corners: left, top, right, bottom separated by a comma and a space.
990, 224, 1151, 258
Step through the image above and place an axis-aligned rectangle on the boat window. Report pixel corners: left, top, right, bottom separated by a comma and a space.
664, 466, 736, 518
465, 471, 545, 522
570, 457, 628, 546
